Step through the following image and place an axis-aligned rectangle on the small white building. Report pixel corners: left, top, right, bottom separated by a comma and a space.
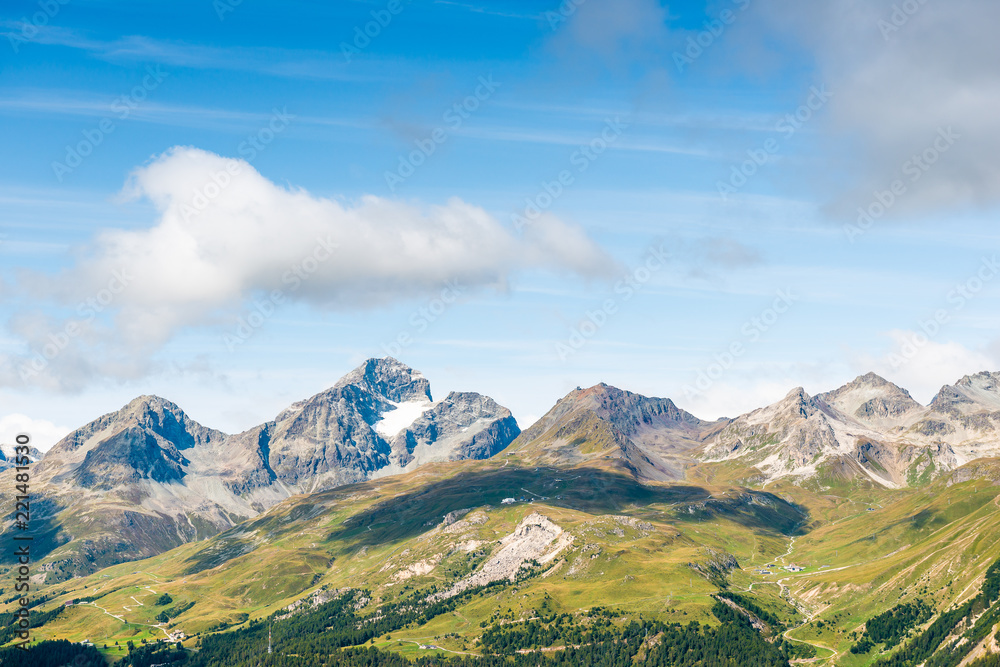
501, 498, 515, 505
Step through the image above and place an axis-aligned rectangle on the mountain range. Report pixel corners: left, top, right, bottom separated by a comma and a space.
6, 361, 1000, 666
703, 371, 1000, 488
10, 360, 1000, 582
18, 358, 519, 577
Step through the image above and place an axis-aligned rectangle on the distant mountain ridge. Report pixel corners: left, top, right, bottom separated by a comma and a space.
0, 442, 43, 471
703, 371, 1000, 488
7, 364, 1000, 581
508, 371, 1000, 490
16, 358, 520, 578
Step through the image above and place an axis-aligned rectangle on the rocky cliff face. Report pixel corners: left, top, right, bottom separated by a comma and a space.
9, 358, 520, 579
386, 392, 520, 469
261, 359, 520, 487
36, 395, 241, 494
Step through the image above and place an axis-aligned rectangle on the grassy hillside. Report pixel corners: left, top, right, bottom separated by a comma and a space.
3, 455, 1000, 666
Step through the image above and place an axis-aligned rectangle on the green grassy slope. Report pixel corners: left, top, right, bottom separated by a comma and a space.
3, 455, 1000, 666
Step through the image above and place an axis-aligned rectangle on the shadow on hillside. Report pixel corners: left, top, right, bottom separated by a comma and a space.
670, 490, 810, 537
0, 497, 70, 567
325, 466, 809, 548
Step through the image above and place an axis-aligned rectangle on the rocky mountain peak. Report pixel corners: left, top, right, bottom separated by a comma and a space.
334, 357, 433, 403
818, 373, 920, 423
116, 396, 211, 447
510, 383, 709, 482
124, 394, 182, 413
570, 383, 701, 427
852, 371, 893, 387
955, 370, 1000, 388
783, 386, 809, 402
930, 370, 1000, 414
775, 387, 815, 419
827, 372, 914, 397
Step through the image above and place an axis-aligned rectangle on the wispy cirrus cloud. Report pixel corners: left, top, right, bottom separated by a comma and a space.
0, 23, 393, 82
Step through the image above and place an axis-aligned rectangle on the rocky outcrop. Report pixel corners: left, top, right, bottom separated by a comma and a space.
429, 513, 573, 601
691, 547, 741, 587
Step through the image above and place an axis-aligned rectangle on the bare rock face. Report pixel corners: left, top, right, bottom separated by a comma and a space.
929, 372, 1000, 417
703, 387, 844, 479
264, 360, 520, 484
263, 360, 404, 487
819, 372, 922, 426
388, 392, 520, 468
430, 512, 573, 601
691, 547, 741, 586
36, 396, 228, 488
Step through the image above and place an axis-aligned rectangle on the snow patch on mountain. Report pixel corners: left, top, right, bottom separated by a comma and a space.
374, 399, 435, 437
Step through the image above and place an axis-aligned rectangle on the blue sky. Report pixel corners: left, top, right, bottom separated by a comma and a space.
2, 0, 999, 448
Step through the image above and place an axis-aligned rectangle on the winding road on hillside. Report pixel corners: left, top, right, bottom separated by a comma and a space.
78, 579, 183, 643
765, 534, 839, 664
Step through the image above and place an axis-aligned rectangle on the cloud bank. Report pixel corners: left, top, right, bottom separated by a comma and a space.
742, 0, 1000, 218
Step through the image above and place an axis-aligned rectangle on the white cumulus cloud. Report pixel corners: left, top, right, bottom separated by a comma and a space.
0, 413, 71, 452
5, 146, 617, 391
